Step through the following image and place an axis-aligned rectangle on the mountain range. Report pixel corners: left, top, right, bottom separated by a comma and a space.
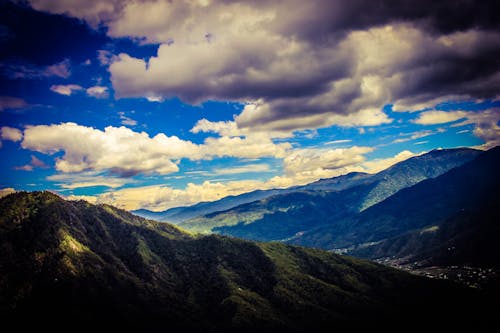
132, 188, 286, 224
288, 146, 499, 253
2, 191, 493, 330
178, 148, 481, 242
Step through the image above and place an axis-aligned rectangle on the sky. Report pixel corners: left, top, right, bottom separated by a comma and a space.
0, 0, 499, 211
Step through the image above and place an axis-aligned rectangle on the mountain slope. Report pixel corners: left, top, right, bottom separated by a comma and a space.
0, 191, 491, 330
181, 148, 480, 241
132, 188, 286, 223
289, 146, 500, 254
349, 201, 500, 268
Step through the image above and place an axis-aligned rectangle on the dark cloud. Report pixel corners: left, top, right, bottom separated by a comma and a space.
21, 0, 500, 132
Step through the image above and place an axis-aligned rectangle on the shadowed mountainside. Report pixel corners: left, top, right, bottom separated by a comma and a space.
0, 191, 494, 331
181, 148, 480, 241
289, 146, 500, 262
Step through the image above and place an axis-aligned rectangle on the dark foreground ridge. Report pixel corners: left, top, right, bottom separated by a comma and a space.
0, 191, 496, 331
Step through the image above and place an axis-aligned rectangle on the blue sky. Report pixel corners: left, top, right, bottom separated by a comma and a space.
1, 1, 499, 210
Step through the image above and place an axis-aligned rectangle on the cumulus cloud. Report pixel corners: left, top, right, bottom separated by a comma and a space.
20, 122, 291, 176
25, 0, 495, 133
1, 126, 23, 142
0, 96, 28, 111
24, 1, 500, 132
50, 84, 83, 96
282, 146, 374, 182
86, 86, 109, 99
21, 123, 192, 176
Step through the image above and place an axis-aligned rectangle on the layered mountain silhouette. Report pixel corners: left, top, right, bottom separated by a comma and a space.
319, 146, 500, 271
179, 148, 481, 242
133, 188, 286, 224
0, 191, 493, 330
289, 147, 499, 252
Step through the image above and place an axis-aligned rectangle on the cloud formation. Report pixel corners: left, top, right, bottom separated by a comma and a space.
86, 86, 109, 99
1, 126, 23, 142
50, 84, 83, 96
283, 146, 374, 182
414, 108, 500, 148
65, 148, 419, 211
14, 155, 48, 171
26, 0, 500, 133
413, 110, 469, 125
19, 122, 290, 176
0, 96, 28, 111
1, 59, 71, 79
47, 172, 130, 189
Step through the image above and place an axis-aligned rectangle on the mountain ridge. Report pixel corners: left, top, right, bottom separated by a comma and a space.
289, 146, 500, 256
180, 147, 481, 240
0, 191, 493, 330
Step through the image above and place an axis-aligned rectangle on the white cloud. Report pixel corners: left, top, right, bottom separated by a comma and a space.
413, 110, 469, 125
50, 84, 83, 96
20, 122, 292, 176
282, 146, 374, 182
413, 108, 500, 149
1, 126, 23, 142
86, 86, 109, 99
66, 148, 418, 211
21, 123, 190, 176
360, 150, 416, 174
201, 135, 290, 159
118, 111, 137, 126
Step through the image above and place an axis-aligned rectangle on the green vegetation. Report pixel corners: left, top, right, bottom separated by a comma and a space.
291, 146, 500, 254
1, 191, 493, 330
179, 148, 480, 242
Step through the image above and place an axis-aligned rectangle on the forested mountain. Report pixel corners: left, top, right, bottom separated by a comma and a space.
180, 148, 481, 241
289, 147, 500, 259
0, 191, 492, 330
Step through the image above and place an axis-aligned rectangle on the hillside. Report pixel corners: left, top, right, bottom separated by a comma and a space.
289, 146, 500, 257
132, 188, 286, 223
349, 201, 500, 267
0, 191, 492, 330
180, 148, 480, 240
